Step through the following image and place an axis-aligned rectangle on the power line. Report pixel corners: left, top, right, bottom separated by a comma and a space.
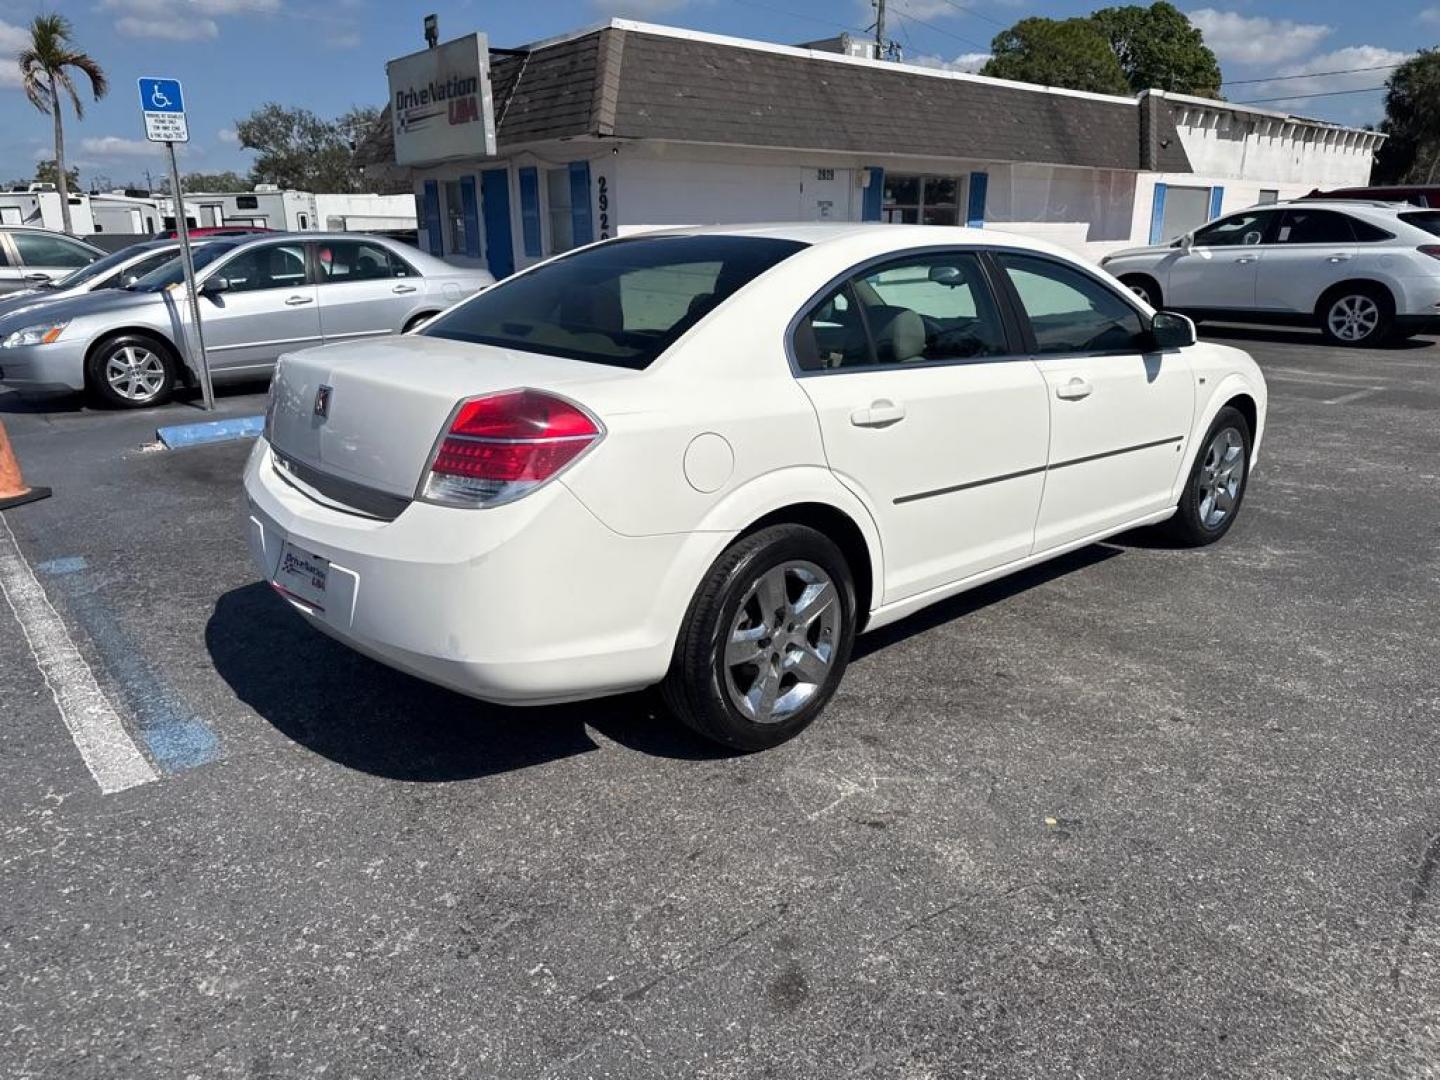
1222, 63, 1402, 86
728, 0, 870, 37
1232, 84, 1388, 104
889, 2, 991, 52
923, 0, 1008, 29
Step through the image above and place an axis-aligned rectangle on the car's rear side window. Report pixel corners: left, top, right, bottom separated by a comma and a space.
1400, 211, 1440, 238
423, 235, 807, 369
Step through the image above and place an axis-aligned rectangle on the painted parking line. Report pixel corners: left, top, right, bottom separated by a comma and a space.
156, 415, 264, 450
0, 515, 158, 794
36, 556, 220, 772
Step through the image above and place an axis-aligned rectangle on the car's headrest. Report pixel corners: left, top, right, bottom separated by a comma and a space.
868, 305, 926, 364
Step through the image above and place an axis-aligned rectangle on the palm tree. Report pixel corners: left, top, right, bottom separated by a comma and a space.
18, 14, 108, 235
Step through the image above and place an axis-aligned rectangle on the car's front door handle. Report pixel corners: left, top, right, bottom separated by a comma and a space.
392, 284, 418, 294
1327, 254, 1353, 263
1234, 256, 1258, 264
285, 295, 314, 306
850, 400, 905, 427
1055, 377, 1093, 401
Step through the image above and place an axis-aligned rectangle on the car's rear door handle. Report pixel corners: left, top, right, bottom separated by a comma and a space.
1234, 256, 1258, 264
850, 400, 905, 427
285, 295, 314, 306
1055, 377, 1093, 401
392, 284, 418, 294
1327, 254, 1353, 263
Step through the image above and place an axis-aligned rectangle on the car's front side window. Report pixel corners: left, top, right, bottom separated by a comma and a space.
215, 244, 308, 293
997, 252, 1147, 356
1193, 212, 1276, 248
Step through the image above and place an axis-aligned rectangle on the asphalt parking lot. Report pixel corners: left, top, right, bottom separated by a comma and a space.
2, 326, 1439, 1079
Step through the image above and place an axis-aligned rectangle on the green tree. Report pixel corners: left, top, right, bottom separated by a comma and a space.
34, 159, 81, 190
1373, 50, 1440, 184
180, 170, 251, 192
235, 103, 376, 193
17, 14, 108, 235
981, 17, 1131, 96
1091, 2, 1222, 96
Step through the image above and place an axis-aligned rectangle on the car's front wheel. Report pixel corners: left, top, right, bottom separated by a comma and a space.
662, 524, 857, 751
1166, 405, 1252, 546
87, 334, 178, 409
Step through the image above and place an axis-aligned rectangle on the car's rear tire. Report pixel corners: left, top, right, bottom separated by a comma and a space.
1120, 275, 1162, 309
1165, 405, 1252, 547
1318, 285, 1393, 347
403, 312, 436, 333
661, 524, 857, 751
87, 333, 179, 409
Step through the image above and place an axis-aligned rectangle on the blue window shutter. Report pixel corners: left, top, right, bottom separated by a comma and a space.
966, 171, 989, 228
459, 175, 481, 259
422, 180, 442, 256
518, 167, 541, 257
479, 168, 515, 279
1148, 183, 1168, 245
569, 161, 594, 246
1208, 186, 1225, 220
862, 167, 884, 221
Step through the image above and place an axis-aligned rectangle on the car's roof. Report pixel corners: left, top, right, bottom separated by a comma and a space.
1270, 198, 1422, 213
638, 222, 991, 245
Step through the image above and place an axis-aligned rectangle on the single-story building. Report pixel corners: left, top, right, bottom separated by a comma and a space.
363, 19, 1385, 278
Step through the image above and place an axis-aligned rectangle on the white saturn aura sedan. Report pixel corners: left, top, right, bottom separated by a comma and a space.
244, 224, 1267, 751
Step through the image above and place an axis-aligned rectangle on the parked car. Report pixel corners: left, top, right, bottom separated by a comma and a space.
0, 233, 494, 407
245, 224, 1268, 751
0, 226, 104, 296
1101, 200, 1440, 345
1303, 185, 1440, 209
156, 225, 274, 240
0, 238, 208, 322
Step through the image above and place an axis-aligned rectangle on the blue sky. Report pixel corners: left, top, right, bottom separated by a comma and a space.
0, 0, 1432, 189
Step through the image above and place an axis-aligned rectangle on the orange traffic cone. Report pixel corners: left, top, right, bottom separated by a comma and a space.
0, 418, 50, 510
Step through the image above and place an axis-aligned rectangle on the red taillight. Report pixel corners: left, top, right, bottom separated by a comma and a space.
421, 389, 601, 508
1420, 245, 1440, 261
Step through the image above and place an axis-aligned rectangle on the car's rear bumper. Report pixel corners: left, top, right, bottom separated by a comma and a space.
0, 342, 87, 391
243, 438, 715, 705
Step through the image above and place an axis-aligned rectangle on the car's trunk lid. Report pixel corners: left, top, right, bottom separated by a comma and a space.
267, 335, 633, 500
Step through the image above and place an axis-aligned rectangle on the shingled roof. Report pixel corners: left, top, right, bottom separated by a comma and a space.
361, 21, 1194, 174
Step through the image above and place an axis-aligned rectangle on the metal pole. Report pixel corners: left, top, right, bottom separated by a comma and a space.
166, 140, 214, 411
874, 0, 886, 58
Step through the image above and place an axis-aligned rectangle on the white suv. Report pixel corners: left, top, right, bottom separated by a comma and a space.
1101, 201, 1440, 346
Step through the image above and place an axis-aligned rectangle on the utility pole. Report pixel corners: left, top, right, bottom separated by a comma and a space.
874, 0, 886, 59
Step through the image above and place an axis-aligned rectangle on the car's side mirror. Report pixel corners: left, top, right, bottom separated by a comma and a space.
1179, 233, 1194, 252
1150, 311, 1197, 350
24, 272, 51, 284
120, 273, 140, 288
200, 276, 229, 297
927, 265, 965, 288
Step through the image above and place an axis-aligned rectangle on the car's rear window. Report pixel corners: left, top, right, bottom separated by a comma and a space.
422, 235, 808, 369
1400, 211, 1440, 238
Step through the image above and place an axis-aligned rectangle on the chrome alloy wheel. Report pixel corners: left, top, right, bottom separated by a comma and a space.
1196, 426, 1245, 530
1327, 294, 1380, 342
723, 560, 839, 724
105, 345, 166, 402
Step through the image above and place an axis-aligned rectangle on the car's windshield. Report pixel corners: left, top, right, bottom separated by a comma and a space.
422, 235, 808, 369
129, 240, 240, 292
1399, 211, 1440, 238
50, 246, 154, 290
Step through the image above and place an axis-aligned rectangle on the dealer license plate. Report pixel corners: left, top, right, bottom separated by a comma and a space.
274, 542, 329, 611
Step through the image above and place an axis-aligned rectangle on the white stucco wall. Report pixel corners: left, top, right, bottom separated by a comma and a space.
1172, 112, 1376, 188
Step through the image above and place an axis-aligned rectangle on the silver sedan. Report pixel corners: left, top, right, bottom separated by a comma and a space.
0, 238, 209, 322
0, 233, 495, 407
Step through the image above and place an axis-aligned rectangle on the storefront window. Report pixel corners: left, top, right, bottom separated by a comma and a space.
445, 180, 467, 255
882, 174, 961, 226
547, 167, 574, 254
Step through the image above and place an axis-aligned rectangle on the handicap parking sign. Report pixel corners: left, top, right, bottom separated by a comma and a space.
138, 77, 188, 142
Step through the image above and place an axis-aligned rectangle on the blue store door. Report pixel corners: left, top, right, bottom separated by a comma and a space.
480, 168, 515, 279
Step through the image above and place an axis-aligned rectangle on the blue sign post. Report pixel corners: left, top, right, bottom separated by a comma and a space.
137, 76, 212, 409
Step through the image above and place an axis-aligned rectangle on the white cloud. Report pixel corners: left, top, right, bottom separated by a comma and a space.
909, 51, 991, 74
1421, 7, 1440, 25
1187, 9, 1331, 66
82, 135, 163, 157
217, 127, 240, 145
101, 0, 279, 40
0, 19, 28, 88
1233, 45, 1411, 110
